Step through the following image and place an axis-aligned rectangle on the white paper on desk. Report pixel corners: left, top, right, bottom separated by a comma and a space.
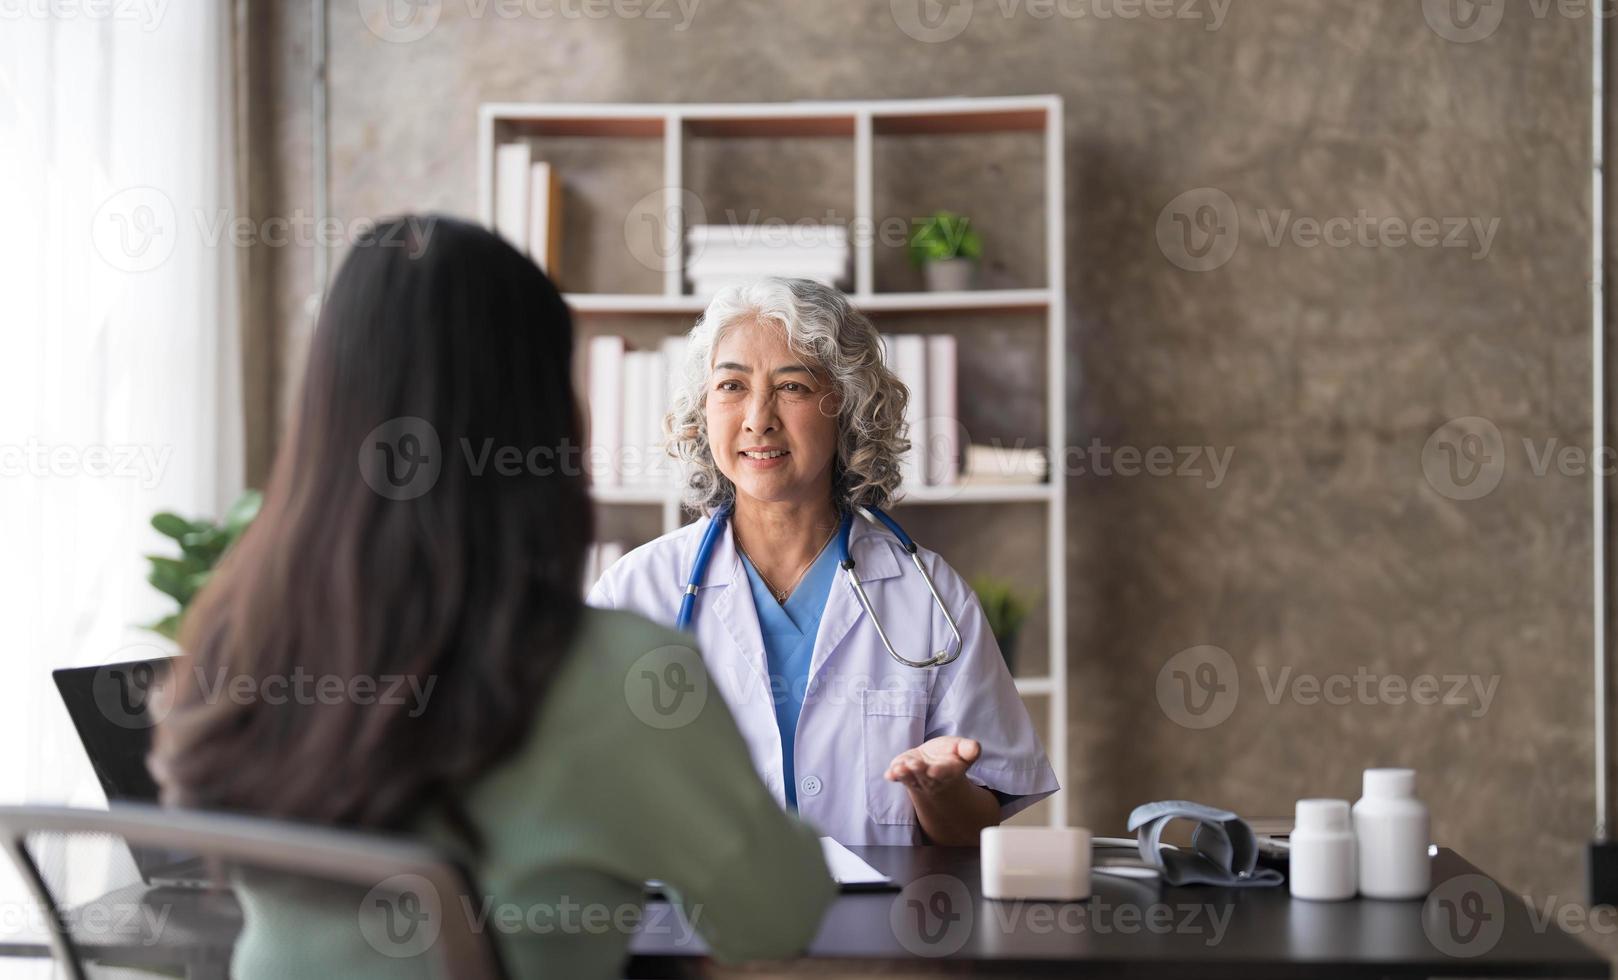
820, 837, 891, 887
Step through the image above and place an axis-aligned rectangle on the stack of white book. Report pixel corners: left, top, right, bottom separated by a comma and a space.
587, 334, 690, 490
493, 142, 563, 279
961, 444, 1049, 485
884, 334, 962, 489
686, 224, 849, 298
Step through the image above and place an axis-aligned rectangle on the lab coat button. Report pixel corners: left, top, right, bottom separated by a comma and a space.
800, 775, 823, 797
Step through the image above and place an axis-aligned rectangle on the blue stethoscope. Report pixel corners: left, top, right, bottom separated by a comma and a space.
675, 502, 963, 668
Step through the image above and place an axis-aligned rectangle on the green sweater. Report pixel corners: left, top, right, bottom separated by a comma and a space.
231, 607, 836, 978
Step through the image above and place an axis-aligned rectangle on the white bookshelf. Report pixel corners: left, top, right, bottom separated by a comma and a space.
479, 96, 1068, 828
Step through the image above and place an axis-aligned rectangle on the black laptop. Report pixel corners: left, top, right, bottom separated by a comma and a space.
52, 657, 208, 887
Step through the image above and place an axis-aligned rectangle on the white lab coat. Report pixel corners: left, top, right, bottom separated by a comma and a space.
587, 511, 1060, 845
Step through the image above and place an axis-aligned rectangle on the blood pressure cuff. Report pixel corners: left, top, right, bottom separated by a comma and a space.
1126, 800, 1284, 888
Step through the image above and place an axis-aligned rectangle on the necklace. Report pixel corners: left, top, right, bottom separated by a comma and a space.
737, 524, 840, 605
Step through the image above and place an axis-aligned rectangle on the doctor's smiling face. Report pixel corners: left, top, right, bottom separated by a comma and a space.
705, 317, 842, 508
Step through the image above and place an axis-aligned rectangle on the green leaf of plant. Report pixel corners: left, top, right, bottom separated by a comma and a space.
147, 613, 181, 641
147, 557, 200, 604
150, 513, 192, 541
181, 527, 228, 563
223, 490, 263, 536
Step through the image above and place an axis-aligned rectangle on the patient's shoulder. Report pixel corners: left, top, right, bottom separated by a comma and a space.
573, 605, 692, 662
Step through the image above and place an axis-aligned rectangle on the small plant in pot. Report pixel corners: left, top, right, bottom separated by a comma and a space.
971, 576, 1032, 673
143, 489, 262, 640
910, 211, 982, 292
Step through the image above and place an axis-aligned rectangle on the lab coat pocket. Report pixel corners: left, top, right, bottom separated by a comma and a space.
862, 689, 929, 826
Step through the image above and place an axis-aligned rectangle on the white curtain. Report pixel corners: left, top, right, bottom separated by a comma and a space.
0, 2, 244, 966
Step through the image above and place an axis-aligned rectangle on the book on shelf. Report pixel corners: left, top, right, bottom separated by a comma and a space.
877, 332, 964, 490
685, 223, 850, 298
494, 143, 531, 253
590, 335, 684, 492
493, 142, 563, 282
888, 334, 929, 493
960, 444, 1049, 485
587, 335, 625, 488
926, 334, 960, 486
527, 160, 562, 280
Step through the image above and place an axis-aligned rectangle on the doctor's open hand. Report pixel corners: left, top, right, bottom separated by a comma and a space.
885, 736, 1004, 846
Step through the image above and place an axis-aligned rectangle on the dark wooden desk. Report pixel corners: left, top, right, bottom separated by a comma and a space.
0, 847, 1604, 978
628, 846, 1611, 978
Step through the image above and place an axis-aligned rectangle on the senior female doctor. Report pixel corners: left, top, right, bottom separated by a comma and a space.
588, 278, 1058, 846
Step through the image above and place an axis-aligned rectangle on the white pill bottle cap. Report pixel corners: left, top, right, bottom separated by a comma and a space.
1362, 767, 1417, 799
1294, 798, 1351, 832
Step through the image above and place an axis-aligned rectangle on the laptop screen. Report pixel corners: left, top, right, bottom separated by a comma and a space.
52, 657, 206, 884
52, 658, 172, 804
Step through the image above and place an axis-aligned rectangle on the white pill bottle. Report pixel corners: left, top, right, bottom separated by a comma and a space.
1352, 767, 1431, 900
1290, 799, 1357, 901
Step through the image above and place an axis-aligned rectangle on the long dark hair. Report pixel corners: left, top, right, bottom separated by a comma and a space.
152, 215, 592, 843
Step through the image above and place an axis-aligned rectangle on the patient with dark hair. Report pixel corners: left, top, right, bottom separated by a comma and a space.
151, 215, 833, 978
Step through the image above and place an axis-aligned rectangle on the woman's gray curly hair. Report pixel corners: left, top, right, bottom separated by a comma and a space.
666, 277, 909, 513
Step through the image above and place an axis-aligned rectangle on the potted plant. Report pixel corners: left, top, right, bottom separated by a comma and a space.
971, 576, 1032, 673
909, 211, 982, 292
144, 489, 262, 640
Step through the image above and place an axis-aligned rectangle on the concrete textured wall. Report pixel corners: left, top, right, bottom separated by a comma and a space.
249, 0, 1600, 910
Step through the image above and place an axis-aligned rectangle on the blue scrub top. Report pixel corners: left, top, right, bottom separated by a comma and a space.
739, 539, 841, 809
